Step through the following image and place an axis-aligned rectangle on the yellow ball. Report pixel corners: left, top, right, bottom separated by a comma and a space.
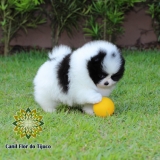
93, 97, 115, 117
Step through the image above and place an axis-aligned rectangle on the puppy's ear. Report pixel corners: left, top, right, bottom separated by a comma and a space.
92, 51, 106, 63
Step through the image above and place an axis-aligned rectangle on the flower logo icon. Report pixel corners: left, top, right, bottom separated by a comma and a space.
13, 108, 44, 139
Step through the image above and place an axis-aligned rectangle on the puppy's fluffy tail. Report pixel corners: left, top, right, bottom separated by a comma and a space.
48, 45, 72, 59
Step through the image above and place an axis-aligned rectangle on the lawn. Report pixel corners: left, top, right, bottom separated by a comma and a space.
0, 49, 160, 160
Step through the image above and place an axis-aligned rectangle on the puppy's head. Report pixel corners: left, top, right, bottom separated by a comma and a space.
87, 41, 125, 88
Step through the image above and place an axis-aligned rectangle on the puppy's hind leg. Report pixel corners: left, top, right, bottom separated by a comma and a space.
36, 98, 58, 113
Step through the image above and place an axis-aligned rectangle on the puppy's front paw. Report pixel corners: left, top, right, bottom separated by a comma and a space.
87, 93, 102, 104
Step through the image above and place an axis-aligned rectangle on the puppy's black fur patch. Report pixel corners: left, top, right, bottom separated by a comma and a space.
57, 53, 71, 93
111, 57, 125, 81
87, 51, 108, 85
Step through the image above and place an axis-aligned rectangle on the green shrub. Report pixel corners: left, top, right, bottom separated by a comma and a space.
83, 0, 145, 42
0, 0, 45, 56
41, 0, 91, 47
148, 0, 160, 41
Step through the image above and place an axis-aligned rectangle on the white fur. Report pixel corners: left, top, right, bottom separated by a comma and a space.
33, 41, 122, 115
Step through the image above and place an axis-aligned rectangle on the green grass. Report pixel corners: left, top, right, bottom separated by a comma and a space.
0, 50, 160, 160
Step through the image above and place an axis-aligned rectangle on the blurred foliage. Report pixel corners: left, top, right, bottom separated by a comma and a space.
83, 0, 145, 42
148, 0, 160, 41
0, 0, 159, 55
42, 0, 91, 47
0, 0, 45, 56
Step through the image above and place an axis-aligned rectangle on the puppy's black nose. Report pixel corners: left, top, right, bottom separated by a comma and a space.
104, 82, 109, 85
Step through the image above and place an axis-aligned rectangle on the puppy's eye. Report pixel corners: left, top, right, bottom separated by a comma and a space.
111, 75, 118, 79
99, 74, 106, 79
111, 74, 121, 81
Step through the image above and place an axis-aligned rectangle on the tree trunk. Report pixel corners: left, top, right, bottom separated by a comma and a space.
3, 20, 12, 56
51, 26, 60, 47
4, 34, 9, 56
103, 19, 106, 40
108, 34, 113, 42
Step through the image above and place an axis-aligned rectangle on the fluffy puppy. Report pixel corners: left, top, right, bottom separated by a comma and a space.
33, 40, 125, 115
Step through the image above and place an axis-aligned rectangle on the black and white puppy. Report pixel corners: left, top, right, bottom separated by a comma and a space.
33, 40, 125, 115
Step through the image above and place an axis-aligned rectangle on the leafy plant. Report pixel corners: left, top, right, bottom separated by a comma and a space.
83, 0, 145, 42
148, 0, 160, 41
83, 16, 102, 40
0, 0, 45, 56
42, 0, 91, 47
